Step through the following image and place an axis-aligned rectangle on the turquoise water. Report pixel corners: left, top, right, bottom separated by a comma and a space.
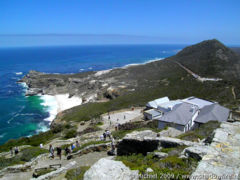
0, 44, 186, 144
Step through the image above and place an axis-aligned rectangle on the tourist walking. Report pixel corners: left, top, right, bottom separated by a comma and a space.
71, 143, 75, 151
56, 147, 62, 160
14, 147, 19, 155
106, 130, 111, 139
103, 132, 106, 141
76, 141, 80, 148
65, 146, 70, 156
49, 144, 54, 159
100, 134, 104, 141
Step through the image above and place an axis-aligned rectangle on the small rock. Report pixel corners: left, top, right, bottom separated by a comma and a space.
146, 168, 153, 173
153, 152, 168, 159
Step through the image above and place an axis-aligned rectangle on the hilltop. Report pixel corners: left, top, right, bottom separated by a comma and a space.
168, 39, 240, 79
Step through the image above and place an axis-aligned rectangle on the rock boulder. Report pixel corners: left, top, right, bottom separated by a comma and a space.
84, 158, 138, 180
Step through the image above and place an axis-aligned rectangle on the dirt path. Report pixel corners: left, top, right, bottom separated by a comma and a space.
232, 86, 236, 100
174, 61, 222, 82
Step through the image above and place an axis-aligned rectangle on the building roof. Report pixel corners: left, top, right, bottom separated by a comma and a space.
144, 109, 162, 117
194, 103, 229, 124
157, 100, 182, 112
146, 96, 170, 109
182, 97, 214, 109
156, 102, 198, 125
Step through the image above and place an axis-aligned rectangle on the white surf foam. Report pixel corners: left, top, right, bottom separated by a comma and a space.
36, 122, 49, 133
122, 57, 164, 69
15, 72, 23, 75
40, 95, 58, 123
40, 94, 82, 123
0, 133, 6, 138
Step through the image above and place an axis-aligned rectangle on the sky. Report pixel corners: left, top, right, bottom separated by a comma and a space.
0, 0, 239, 47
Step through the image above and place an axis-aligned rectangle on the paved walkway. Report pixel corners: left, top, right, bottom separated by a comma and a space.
101, 108, 143, 130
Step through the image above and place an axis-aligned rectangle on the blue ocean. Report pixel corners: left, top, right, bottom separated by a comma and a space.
0, 44, 185, 144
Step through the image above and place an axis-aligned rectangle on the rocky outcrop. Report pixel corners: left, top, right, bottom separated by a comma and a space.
190, 122, 240, 179
84, 158, 138, 180
151, 152, 168, 159
117, 130, 200, 156
20, 68, 135, 101
182, 145, 217, 161
158, 137, 200, 148
117, 130, 159, 155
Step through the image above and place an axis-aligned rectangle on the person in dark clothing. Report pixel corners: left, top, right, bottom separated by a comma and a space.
14, 147, 19, 155
56, 147, 62, 160
103, 132, 106, 141
65, 147, 70, 156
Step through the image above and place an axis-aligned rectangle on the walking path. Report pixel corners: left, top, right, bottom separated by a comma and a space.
0, 151, 108, 180
174, 61, 222, 82
101, 108, 143, 130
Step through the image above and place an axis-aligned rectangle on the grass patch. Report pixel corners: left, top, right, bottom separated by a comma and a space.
177, 121, 220, 142
33, 168, 55, 178
72, 140, 110, 153
116, 153, 198, 179
0, 147, 48, 170
64, 129, 77, 139
0, 130, 58, 153
160, 146, 187, 156
96, 122, 104, 126
78, 126, 101, 136
65, 166, 90, 180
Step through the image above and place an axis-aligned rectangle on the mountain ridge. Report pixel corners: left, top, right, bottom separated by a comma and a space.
166, 39, 240, 79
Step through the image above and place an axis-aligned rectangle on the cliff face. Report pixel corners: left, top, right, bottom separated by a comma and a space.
168, 39, 240, 79
20, 39, 240, 102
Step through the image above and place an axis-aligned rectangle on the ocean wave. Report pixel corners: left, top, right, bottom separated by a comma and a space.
19, 82, 28, 94
18, 113, 42, 117
39, 95, 58, 123
161, 49, 182, 54
15, 72, 23, 75
122, 57, 164, 69
7, 106, 25, 124
0, 133, 6, 138
36, 122, 49, 133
